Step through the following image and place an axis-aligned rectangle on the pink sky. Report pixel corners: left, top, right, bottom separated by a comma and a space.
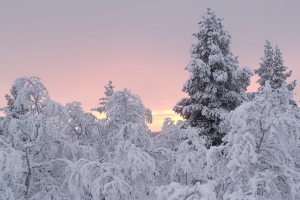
1, 1, 300, 131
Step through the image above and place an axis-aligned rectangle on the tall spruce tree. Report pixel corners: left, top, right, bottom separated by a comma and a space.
255, 41, 296, 105
254, 40, 274, 89
255, 40, 296, 91
173, 8, 252, 146
272, 45, 293, 89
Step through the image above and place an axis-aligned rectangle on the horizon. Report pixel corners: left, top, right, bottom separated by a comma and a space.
1, 1, 299, 131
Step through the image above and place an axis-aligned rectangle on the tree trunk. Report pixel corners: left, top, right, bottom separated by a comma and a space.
25, 148, 31, 199
186, 173, 188, 186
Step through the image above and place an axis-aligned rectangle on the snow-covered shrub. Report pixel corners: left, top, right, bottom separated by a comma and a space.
155, 182, 217, 200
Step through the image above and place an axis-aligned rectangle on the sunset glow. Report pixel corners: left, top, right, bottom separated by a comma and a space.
1, 1, 299, 133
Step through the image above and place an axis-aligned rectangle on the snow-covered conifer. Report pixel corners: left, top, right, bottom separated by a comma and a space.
254, 40, 274, 89
255, 41, 296, 93
91, 80, 114, 114
272, 46, 293, 89
173, 8, 252, 146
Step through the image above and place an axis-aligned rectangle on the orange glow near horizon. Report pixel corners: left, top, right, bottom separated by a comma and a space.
150, 110, 184, 132
91, 110, 183, 132
1, 1, 300, 134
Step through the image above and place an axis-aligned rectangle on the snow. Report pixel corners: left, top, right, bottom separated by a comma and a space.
1, 8, 300, 200
137, 193, 157, 200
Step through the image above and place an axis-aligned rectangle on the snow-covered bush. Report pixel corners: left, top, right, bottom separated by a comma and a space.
155, 182, 217, 200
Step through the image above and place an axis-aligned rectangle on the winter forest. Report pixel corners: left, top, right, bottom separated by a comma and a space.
1, 8, 300, 200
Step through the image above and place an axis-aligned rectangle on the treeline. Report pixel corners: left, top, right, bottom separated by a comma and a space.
1, 8, 300, 200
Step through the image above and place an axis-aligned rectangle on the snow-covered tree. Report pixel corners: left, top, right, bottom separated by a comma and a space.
0, 77, 97, 199
93, 84, 157, 198
92, 80, 114, 115
205, 145, 229, 199
255, 40, 296, 93
272, 46, 295, 90
150, 147, 174, 185
113, 140, 157, 198
0, 138, 23, 200
221, 82, 300, 199
67, 159, 132, 200
254, 40, 274, 89
0, 77, 61, 198
173, 8, 252, 146
61, 101, 96, 145
153, 118, 182, 185
154, 118, 182, 151
171, 127, 207, 186
93, 86, 153, 152
155, 182, 217, 200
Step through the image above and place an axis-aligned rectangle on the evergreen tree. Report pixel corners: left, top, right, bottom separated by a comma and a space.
272, 46, 292, 89
254, 40, 274, 89
91, 80, 114, 114
173, 8, 252, 146
255, 40, 296, 92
